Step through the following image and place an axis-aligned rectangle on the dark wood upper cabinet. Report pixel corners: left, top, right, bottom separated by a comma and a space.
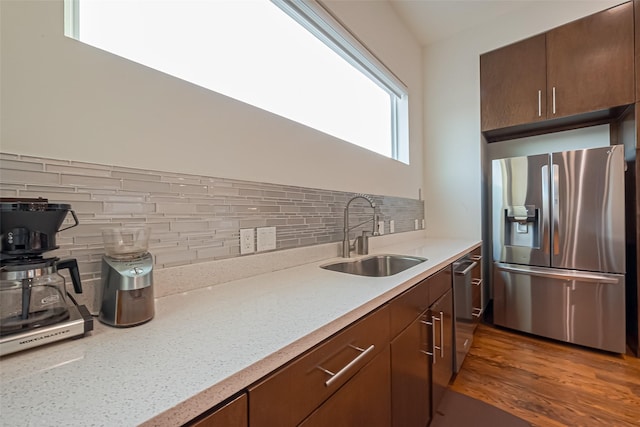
481, 1, 635, 138
546, 1, 634, 119
480, 34, 547, 131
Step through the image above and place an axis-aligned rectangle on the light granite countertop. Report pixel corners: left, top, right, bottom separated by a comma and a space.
0, 235, 480, 426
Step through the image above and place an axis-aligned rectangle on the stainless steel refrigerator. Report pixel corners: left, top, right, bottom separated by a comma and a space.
492, 145, 626, 353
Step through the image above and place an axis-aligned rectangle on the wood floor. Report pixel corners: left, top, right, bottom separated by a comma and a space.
450, 323, 640, 427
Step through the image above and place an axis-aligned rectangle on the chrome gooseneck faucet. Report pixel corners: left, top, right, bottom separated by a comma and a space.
342, 194, 379, 258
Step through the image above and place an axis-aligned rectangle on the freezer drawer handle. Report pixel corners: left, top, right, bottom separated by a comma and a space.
318, 344, 375, 387
495, 263, 619, 284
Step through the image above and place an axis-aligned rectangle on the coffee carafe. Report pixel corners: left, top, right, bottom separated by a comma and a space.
99, 227, 154, 327
0, 258, 82, 335
0, 198, 93, 356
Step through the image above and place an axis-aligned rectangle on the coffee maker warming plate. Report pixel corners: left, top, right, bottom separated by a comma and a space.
0, 304, 93, 357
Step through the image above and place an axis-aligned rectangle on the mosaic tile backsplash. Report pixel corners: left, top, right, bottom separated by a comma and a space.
0, 152, 424, 304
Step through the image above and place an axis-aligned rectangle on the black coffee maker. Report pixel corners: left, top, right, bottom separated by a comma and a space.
0, 198, 93, 356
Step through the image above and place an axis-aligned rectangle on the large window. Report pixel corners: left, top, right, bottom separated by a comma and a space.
65, 0, 409, 162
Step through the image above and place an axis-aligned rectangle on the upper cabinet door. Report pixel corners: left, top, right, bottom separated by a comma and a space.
480, 34, 547, 132
546, 2, 634, 119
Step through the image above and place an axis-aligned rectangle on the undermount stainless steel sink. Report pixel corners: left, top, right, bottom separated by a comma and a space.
321, 254, 427, 277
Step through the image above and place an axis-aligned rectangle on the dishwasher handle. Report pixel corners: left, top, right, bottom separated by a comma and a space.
454, 261, 477, 276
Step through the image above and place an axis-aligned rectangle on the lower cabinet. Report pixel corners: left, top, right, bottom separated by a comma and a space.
390, 265, 454, 427
299, 347, 391, 427
390, 310, 431, 427
429, 288, 454, 414
187, 393, 248, 427
248, 306, 391, 427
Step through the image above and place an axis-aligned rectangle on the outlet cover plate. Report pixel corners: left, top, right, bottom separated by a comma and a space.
240, 228, 255, 254
257, 226, 276, 252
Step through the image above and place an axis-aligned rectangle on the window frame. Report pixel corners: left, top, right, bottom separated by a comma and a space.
272, 0, 409, 163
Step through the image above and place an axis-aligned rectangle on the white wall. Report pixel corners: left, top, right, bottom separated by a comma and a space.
0, 0, 423, 199
422, 0, 623, 239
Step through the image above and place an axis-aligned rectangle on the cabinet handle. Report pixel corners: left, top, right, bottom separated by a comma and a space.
538, 90, 542, 117
439, 311, 444, 359
432, 315, 441, 364
420, 319, 434, 359
319, 344, 375, 387
470, 255, 482, 262
471, 278, 482, 286
472, 307, 483, 318
552, 87, 556, 115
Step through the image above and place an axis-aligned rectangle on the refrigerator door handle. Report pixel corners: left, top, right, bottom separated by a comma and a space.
495, 263, 620, 284
551, 163, 560, 255
541, 164, 550, 254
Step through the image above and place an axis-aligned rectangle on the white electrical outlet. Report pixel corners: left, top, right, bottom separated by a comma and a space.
377, 220, 385, 235
257, 226, 276, 252
240, 228, 255, 254
414, 219, 419, 230
390, 220, 395, 233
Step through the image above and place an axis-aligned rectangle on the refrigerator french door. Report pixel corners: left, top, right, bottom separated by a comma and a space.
492, 145, 626, 353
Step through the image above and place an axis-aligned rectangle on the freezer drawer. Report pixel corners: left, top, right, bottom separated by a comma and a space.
493, 262, 626, 353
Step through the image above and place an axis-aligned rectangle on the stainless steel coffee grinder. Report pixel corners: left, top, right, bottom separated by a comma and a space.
99, 227, 154, 327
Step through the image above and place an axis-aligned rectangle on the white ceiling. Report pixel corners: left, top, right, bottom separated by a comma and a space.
388, 0, 540, 46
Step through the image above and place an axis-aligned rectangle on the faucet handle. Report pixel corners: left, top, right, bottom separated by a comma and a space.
355, 233, 370, 255
373, 213, 380, 236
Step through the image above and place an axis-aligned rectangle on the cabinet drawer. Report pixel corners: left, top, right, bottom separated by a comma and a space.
249, 306, 390, 427
389, 278, 429, 339
427, 266, 452, 305
299, 347, 391, 427
187, 393, 247, 427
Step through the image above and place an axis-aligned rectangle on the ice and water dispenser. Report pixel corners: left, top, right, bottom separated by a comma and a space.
503, 204, 540, 249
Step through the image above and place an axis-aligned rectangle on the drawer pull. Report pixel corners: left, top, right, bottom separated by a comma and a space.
471, 278, 482, 286
431, 315, 441, 365
470, 255, 482, 262
320, 344, 375, 387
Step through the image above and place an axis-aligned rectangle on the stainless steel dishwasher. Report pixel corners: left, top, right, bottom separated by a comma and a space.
453, 257, 480, 372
